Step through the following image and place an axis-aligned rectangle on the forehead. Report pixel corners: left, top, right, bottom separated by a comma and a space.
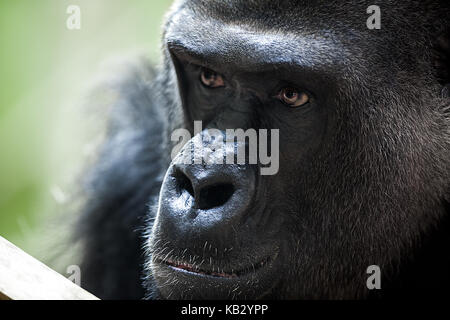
165, 0, 443, 82
165, 0, 392, 57
170, 0, 439, 39
178, 0, 361, 34
164, 0, 364, 72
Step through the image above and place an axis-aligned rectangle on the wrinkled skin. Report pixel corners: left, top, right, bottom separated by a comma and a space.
75, 0, 449, 299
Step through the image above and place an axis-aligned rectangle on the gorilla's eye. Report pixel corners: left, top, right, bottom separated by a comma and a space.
277, 87, 310, 107
200, 68, 225, 88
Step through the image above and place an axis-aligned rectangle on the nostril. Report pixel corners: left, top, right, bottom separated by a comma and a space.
175, 170, 194, 197
198, 183, 235, 210
173, 168, 236, 210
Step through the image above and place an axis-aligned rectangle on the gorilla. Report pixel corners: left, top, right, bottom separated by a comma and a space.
74, 0, 449, 299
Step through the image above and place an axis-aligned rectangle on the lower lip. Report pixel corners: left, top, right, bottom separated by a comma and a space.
151, 253, 280, 299
156, 256, 272, 280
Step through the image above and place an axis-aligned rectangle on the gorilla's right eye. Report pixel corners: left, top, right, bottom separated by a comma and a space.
200, 67, 225, 88
276, 87, 310, 107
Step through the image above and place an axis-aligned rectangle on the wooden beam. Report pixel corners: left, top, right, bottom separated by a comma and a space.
0, 236, 99, 300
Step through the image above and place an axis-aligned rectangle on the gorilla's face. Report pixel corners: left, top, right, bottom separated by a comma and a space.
147, 1, 449, 299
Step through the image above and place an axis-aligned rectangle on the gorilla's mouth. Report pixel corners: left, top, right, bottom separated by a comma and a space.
150, 246, 280, 299
155, 256, 272, 279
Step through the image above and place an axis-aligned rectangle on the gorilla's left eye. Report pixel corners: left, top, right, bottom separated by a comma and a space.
276, 87, 310, 107
200, 67, 225, 88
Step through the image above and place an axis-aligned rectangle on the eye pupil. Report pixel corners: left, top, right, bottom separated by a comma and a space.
284, 89, 297, 100
278, 87, 310, 107
200, 68, 225, 88
203, 70, 214, 80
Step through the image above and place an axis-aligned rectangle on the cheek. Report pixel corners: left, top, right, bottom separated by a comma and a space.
186, 91, 225, 123
277, 114, 328, 168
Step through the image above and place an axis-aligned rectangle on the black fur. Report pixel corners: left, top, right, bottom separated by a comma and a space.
74, 1, 449, 299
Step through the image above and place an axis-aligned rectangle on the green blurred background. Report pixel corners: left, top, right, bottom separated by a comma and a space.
0, 0, 172, 257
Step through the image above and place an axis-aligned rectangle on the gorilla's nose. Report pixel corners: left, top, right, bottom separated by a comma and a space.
156, 161, 256, 241
174, 164, 237, 210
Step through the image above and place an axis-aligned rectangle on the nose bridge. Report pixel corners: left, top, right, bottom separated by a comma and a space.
174, 128, 229, 164
208, 94, 259, 132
